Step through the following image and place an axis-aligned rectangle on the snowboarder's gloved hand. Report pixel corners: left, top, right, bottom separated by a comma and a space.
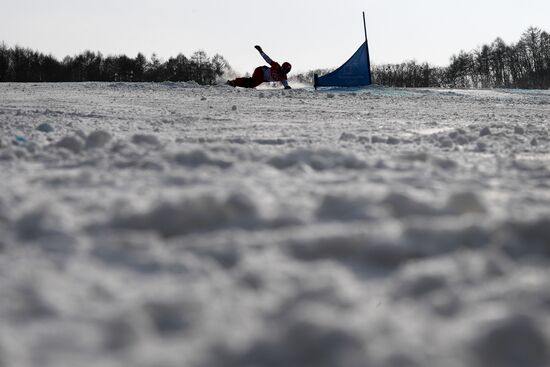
254, 45, 263, 53
284, 86, 292, 90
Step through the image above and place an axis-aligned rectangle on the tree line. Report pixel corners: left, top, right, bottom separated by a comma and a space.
293, 26, 550, 89
0, 44, 231, 84
371, 27, 550, 89
2, 26, 548, 88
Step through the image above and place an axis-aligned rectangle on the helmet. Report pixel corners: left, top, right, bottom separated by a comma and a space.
282, 62, 292, 74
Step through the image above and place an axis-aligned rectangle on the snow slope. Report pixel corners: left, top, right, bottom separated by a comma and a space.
1, 82, 550, 367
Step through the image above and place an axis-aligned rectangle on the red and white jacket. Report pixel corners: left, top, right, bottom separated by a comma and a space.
260, 52, 290, 88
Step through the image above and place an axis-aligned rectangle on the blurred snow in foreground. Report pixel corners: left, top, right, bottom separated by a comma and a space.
0, 83, 550, 367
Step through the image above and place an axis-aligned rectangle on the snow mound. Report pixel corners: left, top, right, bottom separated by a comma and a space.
109, 193, 264, 237
56, 135, 84, 153
86, 130, 112, 149
172, 149, 233, 168
472, 313, 550, 367
269, 148, 367, 171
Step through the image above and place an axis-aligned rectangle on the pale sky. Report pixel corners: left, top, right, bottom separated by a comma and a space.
2, 0, 549, 74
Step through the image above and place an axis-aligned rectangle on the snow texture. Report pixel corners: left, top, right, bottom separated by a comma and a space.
1, 82, 550, 367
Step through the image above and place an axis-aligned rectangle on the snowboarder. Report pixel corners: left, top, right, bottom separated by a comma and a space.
227, 46, 292, 89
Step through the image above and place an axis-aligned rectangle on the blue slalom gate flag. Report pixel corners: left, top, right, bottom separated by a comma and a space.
314, 42, 372, 89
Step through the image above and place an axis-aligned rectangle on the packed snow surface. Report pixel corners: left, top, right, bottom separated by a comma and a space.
1, 82, 550, 367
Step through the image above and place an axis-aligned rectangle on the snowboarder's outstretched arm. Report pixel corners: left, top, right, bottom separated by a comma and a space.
254, 45, 291, 89
255, 45, 274, 66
